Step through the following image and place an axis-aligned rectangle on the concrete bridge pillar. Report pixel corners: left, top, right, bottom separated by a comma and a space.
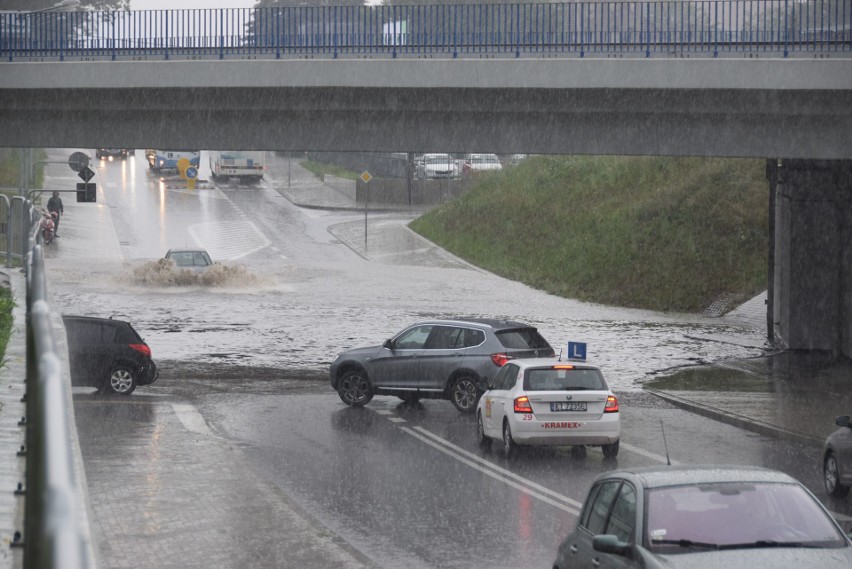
768, 160, 852, 357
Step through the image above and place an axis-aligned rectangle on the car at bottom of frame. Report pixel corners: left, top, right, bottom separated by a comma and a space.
476, 358, 620, 458
553, 465, 852, 569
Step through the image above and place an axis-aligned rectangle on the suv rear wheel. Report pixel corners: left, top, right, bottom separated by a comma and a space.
104, 365, 137, 395
450, 375, 478, 413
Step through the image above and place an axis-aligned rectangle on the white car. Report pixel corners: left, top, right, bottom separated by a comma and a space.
463, 153, 503, 175
416, 153, 459, 179
476, 358, 620, 457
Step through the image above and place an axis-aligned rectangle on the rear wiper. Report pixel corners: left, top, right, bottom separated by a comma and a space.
651, 539, 720, 550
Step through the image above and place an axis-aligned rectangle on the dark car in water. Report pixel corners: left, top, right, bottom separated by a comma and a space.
62, 315, 158, 395
330, 318, 554, 412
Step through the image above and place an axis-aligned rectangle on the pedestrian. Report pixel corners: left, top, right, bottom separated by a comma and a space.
47, 191, 64, 237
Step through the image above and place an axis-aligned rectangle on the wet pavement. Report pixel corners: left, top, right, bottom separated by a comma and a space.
1, 152, 851, 569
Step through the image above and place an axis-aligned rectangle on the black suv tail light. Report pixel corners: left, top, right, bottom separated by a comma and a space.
129, 343, 151, 357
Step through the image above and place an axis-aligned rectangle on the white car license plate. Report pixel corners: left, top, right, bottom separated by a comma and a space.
551, 401, 587, 412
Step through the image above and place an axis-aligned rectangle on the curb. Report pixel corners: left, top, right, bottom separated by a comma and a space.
644, 388, 824, 448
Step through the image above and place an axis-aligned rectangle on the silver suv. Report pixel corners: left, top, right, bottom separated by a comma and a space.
330, 318, 554, 412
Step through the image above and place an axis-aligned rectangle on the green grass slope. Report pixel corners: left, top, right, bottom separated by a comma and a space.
410, 156, 769, 313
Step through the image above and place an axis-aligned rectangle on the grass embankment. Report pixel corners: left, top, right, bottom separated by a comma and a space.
0, 286, 12, 364
410, 155, 769, 313
300, 160, 360, 181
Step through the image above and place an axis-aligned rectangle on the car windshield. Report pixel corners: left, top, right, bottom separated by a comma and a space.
168, 251, 210, 267
645, 482, 847, 552
524, 368, 606, 391
470, 155, 498, 164
424, 155, 452, 164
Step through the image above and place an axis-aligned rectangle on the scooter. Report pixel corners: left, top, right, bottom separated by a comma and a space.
40, 211, 56, 245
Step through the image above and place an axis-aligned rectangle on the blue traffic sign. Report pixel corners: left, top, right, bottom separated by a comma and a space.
185, 166, 198, 179
567, 342, 587, 361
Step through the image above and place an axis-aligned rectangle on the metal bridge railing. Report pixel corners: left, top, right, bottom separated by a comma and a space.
21, 209, 96, 569
1, 0, 850, 61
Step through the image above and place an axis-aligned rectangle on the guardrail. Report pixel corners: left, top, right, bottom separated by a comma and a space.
22, 211, 95, 569
1, 0, 849, 61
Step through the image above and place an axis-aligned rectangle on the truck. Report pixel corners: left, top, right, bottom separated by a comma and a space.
209, 151, 266, 183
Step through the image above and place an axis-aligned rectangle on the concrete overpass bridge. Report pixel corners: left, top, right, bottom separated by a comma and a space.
1, 2, 851, 355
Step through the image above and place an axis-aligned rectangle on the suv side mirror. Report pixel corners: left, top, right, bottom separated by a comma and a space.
383, 339, 394, 350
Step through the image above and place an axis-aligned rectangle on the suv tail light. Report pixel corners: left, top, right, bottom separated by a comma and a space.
604, 395, 619, 413
129, 343, 151, 358
514, 396, 533, 413
490, 353, 511, 367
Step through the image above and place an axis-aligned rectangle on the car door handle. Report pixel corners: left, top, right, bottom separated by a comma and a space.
569, 545, 578, 554
591, 557, 601, 567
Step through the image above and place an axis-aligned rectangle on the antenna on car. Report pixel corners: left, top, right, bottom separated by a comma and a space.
557, 347, 563, 361
660, 419, 671, 466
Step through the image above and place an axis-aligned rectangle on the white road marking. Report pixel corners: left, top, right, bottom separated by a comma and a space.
620, 441, 681, 465
388, 417, 407, 423
401, 426, 581, 514
170, 403, 213, 435
187, 220, 271, 261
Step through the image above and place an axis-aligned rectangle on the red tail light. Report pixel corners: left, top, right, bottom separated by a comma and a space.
604, 395, 619, 413
129, 343, 151, 358
490, 353, 511, 367
514, 396, 533, 413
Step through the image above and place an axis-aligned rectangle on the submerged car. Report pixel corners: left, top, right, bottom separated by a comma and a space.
330, 318, 554, 413
553, 465, 852, 569
477, 358, 620, 458
164, 248, 214, 272
824, 414, 852, 498
62, 315, 158, 395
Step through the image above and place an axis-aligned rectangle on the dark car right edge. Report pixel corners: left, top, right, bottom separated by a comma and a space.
330, 318, 554, 413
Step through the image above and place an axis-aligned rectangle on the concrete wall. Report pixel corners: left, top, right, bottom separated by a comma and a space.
772, 160, 852, 356
355, 177, 472, 206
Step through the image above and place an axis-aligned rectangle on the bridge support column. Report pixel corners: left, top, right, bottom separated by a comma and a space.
768, 160, 852, 357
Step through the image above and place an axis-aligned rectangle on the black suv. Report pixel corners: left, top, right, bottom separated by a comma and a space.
62, 315, 159, 395
330, 318, 555, 412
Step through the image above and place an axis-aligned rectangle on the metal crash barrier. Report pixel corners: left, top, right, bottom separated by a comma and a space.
22, 209, 95, 569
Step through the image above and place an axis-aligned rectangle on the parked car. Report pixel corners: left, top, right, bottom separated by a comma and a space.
553, 465, 852, 569
463, 153, 503, 176
62, 315, 159, 395
164, 248, 213, 272
824, 414, 852, 497
416, 153, 459, 179
95, 148, 129, 159
476, 358, 620, 458
330, 318, 555, 413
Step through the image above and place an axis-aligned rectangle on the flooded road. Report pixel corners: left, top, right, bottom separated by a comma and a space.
44, 149, 766, 391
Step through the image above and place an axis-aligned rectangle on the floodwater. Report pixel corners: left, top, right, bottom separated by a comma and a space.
45, 149, 767, 391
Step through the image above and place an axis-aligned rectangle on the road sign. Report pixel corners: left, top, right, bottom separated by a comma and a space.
77, 166, 95, 182
360, 171, 372, 183
567, 341, 587, 361
68, 152, 89, 172
76, 182, 96, 203
185, 166, 198, 190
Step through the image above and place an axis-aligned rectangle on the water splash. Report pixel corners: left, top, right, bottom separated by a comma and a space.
122, 259, 268, 288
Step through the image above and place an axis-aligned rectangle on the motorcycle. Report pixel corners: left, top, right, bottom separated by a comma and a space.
40, 211, 56, 245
